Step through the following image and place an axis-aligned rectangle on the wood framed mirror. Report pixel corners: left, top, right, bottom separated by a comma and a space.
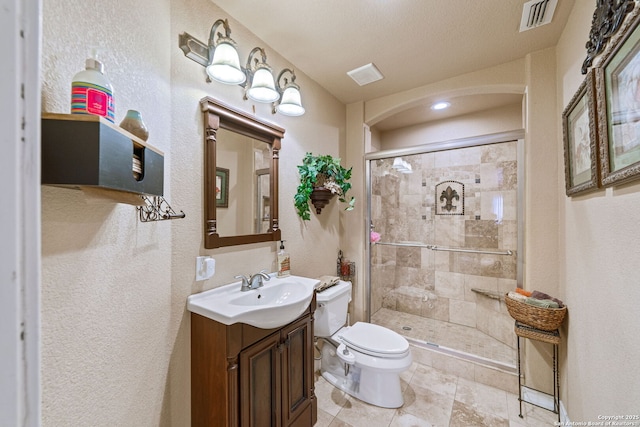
200, 97, 284, 248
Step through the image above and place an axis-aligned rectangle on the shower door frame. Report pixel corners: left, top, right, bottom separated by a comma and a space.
364, 129, 525, 324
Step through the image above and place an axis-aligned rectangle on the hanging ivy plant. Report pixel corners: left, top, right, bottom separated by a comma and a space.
294, 152, 355, 221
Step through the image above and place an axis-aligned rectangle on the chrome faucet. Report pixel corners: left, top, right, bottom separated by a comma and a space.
236, 269, 271, 292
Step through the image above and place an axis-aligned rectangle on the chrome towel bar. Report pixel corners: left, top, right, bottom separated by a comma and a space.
374, 241, 513, 256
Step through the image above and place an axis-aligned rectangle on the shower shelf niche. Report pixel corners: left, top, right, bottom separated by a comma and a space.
471, 288, 504, 300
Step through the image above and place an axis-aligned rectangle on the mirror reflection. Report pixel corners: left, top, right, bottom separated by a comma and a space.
216, 128, 271, 236
256, 169, 270, 233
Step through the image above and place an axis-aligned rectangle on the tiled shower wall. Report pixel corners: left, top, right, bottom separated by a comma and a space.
370, 141, 519, 358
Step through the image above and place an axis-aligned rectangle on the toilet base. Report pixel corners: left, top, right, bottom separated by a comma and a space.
320, 342, 405, 408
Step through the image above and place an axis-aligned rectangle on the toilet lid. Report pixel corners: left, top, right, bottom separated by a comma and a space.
340, 322, 409, 356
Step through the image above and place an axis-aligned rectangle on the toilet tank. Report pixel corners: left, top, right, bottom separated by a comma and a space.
314, 280, 352, 337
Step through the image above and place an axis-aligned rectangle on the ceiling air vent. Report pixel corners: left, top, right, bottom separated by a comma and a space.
347, 63, 384, 86
519, 0, 558, 32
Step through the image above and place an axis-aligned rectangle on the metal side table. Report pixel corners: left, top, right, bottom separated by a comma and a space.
515, 321, 560, 422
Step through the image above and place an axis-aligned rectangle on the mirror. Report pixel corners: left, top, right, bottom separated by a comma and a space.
201, 97, 283, 249
215, 129, 272, 236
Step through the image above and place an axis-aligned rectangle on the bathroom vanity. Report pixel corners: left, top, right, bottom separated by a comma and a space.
190, 294, 317, 427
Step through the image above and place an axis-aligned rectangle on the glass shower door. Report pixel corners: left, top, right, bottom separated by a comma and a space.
368, 140, 521, 367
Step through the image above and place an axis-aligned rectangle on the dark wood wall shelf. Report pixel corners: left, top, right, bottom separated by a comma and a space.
41, 113, 164, 200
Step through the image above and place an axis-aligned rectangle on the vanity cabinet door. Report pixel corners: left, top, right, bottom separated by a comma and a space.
281, 316, 315, 427
239, 332, 282, 427
191, 307, 316, 427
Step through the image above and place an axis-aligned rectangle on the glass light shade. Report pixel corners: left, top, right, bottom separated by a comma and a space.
392, 157, 412, 173
276, 86, 305, 116
206, 42, 246, 85
400, 161, 413, 174
247, 67, 280, 103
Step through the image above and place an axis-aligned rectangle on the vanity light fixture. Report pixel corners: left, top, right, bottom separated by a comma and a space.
205, 19, 246, 85
272, 68, 305, 116
243, 47, 280, 103
431, 101, 451, 110
179, 19, 305, 117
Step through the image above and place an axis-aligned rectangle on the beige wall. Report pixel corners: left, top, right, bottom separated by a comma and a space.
41, 0, 345, 425
41, 0, 173, 425
379, 103, 522, 150
556, 0, 640, 420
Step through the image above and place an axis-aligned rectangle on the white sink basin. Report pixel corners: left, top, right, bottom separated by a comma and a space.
187, 274, 319, 329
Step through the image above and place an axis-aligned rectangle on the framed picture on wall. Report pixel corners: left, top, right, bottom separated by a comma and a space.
562, 69, 600, 196
595, 6, 640, 186
216, 167, 229, 208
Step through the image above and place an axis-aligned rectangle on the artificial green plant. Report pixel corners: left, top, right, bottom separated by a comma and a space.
294, 152, 355, 221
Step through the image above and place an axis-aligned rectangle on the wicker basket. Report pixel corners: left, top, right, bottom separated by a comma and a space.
504, 294, 567, 331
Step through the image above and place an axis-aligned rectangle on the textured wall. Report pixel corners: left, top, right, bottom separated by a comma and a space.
41, 0, 173, 425
41, 0, 345, 425
556, 0, 640, 420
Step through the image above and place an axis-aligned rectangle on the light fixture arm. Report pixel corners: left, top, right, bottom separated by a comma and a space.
208, 19, 232, 48
245, 47, 268, 73
276, 68, 297, 90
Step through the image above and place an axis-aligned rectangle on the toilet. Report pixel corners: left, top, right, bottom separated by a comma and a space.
315, 280, 412, 408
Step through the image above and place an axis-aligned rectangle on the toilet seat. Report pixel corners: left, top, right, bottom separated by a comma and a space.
338, 322, 410, 358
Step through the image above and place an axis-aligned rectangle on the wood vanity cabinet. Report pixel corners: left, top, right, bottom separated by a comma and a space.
191, 295, 316, 427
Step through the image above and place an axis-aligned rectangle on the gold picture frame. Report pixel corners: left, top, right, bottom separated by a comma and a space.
562, 69, 600, 196
596, 6, 640, 186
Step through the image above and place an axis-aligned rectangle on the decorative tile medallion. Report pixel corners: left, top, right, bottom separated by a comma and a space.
435, 180, 465, 215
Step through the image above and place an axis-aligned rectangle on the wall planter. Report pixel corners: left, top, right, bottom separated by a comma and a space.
310, 187, 335, 214
294, 153, 355, 221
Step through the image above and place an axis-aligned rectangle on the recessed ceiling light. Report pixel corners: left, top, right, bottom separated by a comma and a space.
431, 101, 450, 110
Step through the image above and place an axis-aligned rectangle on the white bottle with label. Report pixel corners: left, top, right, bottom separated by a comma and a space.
71, 49, 115, 122
277, 240, 290, 277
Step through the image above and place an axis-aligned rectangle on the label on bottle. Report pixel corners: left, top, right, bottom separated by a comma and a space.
278, 255, 290, 277
71, 82, 115, 122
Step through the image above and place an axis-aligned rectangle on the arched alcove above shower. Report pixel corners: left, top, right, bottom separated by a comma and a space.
368, 90, 525, 152
360, 62, 528, 152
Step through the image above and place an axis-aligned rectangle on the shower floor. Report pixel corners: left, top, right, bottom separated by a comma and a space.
371, 307, 516, 367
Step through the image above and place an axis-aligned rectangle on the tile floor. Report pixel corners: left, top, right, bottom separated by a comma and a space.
372, 308, 516, 367
314, 344, 558, 427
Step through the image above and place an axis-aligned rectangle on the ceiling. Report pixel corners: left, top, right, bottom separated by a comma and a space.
212, 0, 577, 129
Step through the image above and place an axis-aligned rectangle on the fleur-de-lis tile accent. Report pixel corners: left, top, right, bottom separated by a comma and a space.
440, 186, 459, 212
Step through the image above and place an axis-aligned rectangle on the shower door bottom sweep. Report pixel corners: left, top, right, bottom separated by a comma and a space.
368, 140, 521, 367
